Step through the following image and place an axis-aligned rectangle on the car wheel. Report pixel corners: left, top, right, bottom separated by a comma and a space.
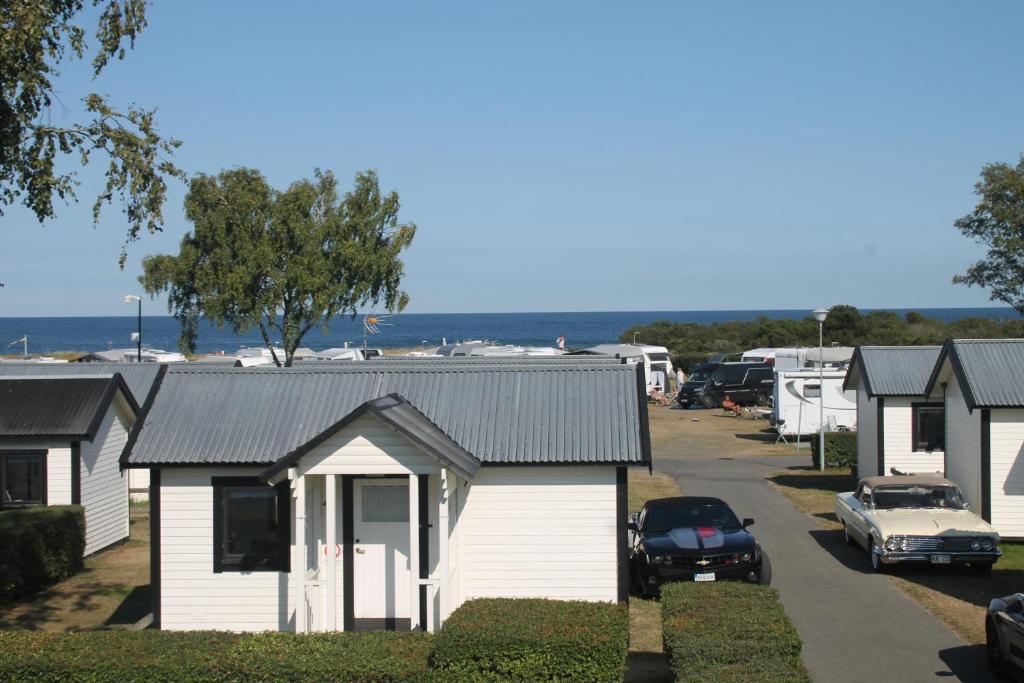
988, 618, 1011, 679
869, 537, 886, 572
842, 523, 855, 546
702, 394, 718, 409
756, 551, 772, 586
632, 556, 651, 598
755, 391, 769, 407
972, 562, 994, 576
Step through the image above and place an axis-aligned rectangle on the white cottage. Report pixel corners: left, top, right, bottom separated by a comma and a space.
122, 361, 650, 632
0, 374, 138, 555
843, 346, 944, 478
923, 339, 1024, 539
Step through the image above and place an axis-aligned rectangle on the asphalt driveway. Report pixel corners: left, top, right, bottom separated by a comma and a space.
654, 454, 991, 683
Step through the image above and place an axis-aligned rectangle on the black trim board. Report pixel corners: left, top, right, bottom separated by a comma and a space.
876, 397, 885, 476
636, 363, 653, 473
981, 409, 991, 523
150, 468, 161, 629
342, 475, 355, 632
418, 474, 428, 631
616, 466, 629, 603
942, 384, 949, 477
71, 442, 81, 505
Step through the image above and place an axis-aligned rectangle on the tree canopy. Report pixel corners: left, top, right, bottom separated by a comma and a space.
953, 153, 1024, 315
140, 168, 416, 366
2, 0, 184, 265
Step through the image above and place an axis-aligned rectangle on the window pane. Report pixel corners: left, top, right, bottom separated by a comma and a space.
362, 485, 409, 522
3, 455, 43, 505
916, 407, 945, 451
223, 487, 279, 568
803, 384, 821, 398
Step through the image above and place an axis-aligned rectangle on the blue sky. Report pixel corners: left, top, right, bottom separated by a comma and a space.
4, 1, 1024, 316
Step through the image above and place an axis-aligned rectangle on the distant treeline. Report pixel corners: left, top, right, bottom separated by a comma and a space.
619, 305, 1024, 370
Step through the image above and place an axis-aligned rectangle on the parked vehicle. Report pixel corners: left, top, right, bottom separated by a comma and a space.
584, 344, 674, 394
771, 369, 856, 436
834, 475, 1001, 572
628, 496, 770, 596
676, 362, 773, 409
987, 593, 1024, 680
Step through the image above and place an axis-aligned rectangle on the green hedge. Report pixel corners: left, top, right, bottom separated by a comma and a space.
0, 505, 85, 602
0, 630, 433, 682
661, 582, 810, 683
431, 598, 629, 682
810, 431, 857, 469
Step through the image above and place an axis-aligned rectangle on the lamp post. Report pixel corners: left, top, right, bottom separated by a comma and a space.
813, 308, 829, 471
124, 295, 142, 362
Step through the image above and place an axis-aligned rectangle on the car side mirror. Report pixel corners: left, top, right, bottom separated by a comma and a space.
742, 518, 755, 528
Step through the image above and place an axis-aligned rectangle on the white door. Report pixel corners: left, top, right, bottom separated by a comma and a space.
353, 480, 411, 628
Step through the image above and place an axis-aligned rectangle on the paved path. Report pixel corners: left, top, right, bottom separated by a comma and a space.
654, 455, 991, 683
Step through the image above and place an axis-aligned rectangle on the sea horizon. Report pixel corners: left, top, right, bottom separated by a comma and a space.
0, 306, 1016, 356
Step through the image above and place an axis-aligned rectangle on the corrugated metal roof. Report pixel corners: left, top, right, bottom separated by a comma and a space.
945, 339, 1024, 408
125, 363, 648, 468
845, 346, 941, 396
0, 362, 162, 406
0, 376, 133, 439
302, 356, 624, 365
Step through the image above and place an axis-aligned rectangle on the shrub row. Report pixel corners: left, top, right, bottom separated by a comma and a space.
0, 505, 84, 603
0, 630, 434, 682
431, 598, 629, 681
810, 431, 857, 470
661, 582, 810, 683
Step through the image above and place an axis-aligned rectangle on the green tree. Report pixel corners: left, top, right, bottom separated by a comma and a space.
823, 305, 863, 346
953, 153, 1024, 315
140, 168, 416, 366
2, 1, 184, 265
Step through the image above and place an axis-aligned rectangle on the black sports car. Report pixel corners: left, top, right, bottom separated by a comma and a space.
628, 496, 770, 596
987, 593, 1024, 680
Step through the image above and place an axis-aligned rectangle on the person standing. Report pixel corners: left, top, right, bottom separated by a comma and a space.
556, 335, 566, 351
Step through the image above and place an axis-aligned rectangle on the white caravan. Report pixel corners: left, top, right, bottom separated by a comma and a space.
585, 344, 674, 393
772, 368, 856, 436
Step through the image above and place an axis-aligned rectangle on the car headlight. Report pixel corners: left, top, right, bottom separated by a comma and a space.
885, 536, 902, 551
652, 555, 668, 565
971, 540, 981, 551
981, 539, 994, 551
740, 552, 752, 562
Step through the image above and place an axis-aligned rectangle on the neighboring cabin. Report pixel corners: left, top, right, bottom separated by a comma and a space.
0, 375, 138, 555
121, 360, 650, 633
924, 339, 1024, 539
843, 346, 944, 478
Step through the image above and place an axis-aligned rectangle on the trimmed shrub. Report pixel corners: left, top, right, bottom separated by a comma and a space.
0, 505, 85, 602
810, 431, 857, 469
0, 630, 433, 682
661, 582, 810, 683
432, 598, 629, 682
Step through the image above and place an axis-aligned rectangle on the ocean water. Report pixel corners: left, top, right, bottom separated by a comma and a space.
0, 307, 1016, 355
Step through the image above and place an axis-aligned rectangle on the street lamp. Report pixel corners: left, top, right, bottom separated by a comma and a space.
813, 308, 829, 471
124, 295, 142, 362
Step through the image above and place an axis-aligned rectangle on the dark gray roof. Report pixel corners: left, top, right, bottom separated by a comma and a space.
0, 362, 163, 406
925, 339, 1024, 409
261, 394, 480, 481
124, 363, 649, 470
302, 356, 624, 364
0, 375, 137, 439
843, 346, 941, 396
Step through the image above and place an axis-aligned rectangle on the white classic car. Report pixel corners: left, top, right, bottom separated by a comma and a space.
834, 475, 1001, 573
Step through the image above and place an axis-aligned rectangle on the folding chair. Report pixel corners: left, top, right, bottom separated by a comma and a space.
774, 418, 788, 444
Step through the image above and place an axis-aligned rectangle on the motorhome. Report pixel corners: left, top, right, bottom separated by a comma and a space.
583, 344, 674, 393
772, 368, 857, 436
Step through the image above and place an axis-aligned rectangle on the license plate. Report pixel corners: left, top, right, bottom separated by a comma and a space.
930, 554, 951, 564
694, 572, 716, 582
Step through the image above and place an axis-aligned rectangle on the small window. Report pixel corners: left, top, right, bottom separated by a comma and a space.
362, 485, 409, 522
803, 383, 821, 398
213, 478, 289, 573
1, 451, 46, 508
913, 404, 945, 452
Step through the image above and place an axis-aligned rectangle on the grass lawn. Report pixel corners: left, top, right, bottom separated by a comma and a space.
0, 510, 150, 631
647, 403, 797, 459
769, 466, 1024, 645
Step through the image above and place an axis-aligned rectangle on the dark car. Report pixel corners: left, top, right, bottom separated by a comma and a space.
674, 363, 720, 408
987, 593, 1024, 680
677, 362, 773, 409
628, 496, 770, 596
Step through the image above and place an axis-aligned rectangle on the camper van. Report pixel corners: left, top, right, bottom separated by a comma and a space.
677, 362, 773, 409
584, 344, 674, 394
772, 368, 856, 436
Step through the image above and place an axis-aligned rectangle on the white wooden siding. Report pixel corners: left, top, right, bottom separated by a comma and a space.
300, 415, 438, 476
459, 466, 617, 602
129, 468, 150, 502
989, 409, 1024, 538
160, 466, 296, 632
80, 402, 130, 555
856, 387, 878, 477
944, 376, 981, 511
883, 398, 944, 476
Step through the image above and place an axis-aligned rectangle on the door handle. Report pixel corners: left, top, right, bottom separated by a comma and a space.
355, 547, 366, 554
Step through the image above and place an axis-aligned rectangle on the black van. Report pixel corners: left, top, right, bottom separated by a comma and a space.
677, 362, 774, 409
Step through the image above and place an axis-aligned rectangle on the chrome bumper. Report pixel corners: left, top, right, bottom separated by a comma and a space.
874, 548, 1002, 564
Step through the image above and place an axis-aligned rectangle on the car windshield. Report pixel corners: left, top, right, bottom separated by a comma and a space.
872, 485, 966, 511
644, 503, 742, 532
687, 373, 712, 384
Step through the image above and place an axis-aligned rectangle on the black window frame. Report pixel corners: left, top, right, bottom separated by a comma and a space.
0, 449, 47, 509
212, 476, 290, 573
912, 403, 945, 453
